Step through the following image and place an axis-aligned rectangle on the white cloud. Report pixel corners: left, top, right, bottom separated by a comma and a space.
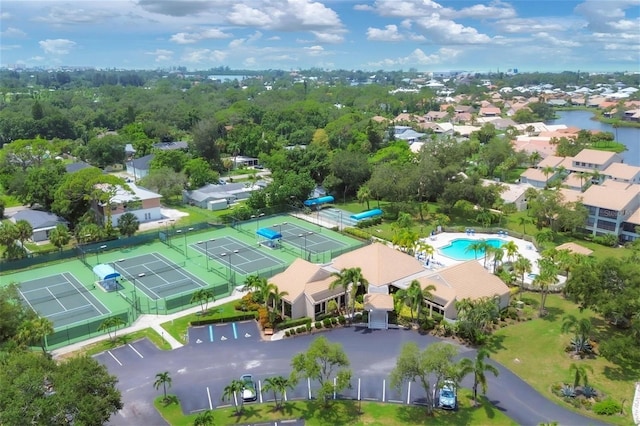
39, 39, 76, 55
1, 12, 11, 20
170, 28, 232, 44
1, 27, 27, 38
33, 6, 121, 25
367, 25, 404, 42
455, 2, 516, 20
574, 0, 640, 33
0, 44, 21, 51
311, 31, 344, 44
533, 32, 581, 48
367, 0, 443, 18
304, 45, 326, 56
496, 18, 568, 34
413, 13, 491, 44
181, 48, 227, 63
145, 49, 174, 62
227, 0, 343, 32
137, 0, 213, 17
368, 46, 460, 68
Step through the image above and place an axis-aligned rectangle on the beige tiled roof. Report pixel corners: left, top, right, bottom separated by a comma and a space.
562, 173, 583, 189
421, 261, 510, 302
555, 242, 593, 256
537, 155, 564, 168
572, 149, 619, 165
580, 183, 639, 210
521, 168, 550, 182
269, 258, 332, 303
625, 206, 640, 225
364, 293, 394, 311
604, 163, 640, 181
331, 243, 425, 287
417, 278, 456, 308
559, 188, 583, 203
600, 180, 633, 190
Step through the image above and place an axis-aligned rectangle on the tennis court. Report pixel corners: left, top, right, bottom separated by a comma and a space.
113, 253, 208, 301
190, 236, 285, 275
18, 273, 110, 328
270, 222, 346, 254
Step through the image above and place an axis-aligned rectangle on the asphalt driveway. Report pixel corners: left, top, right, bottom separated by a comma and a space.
97, 324, 610, 426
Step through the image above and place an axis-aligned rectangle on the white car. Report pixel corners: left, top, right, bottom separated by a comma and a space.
438, 380, 457, 410
240, 374, 257, 402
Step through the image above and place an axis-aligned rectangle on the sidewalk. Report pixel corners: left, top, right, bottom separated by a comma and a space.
51, 291, 247, 358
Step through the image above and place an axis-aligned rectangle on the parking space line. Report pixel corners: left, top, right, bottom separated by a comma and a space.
208, 325, 214, 342
382, 379, 386, 402
232, 322, 238, 339
333, 377, 337, 399
128, 344, 144, 358
307, 378, 311, 400
258, 380, 263, 403
284, 390, 287, 402
206, 386, 213, 410
357, 378, 361, 401
107, 351, 122, 366
407, 382, 411, 404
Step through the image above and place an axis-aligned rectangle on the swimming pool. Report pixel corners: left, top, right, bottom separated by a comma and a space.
438, 238, 504, 261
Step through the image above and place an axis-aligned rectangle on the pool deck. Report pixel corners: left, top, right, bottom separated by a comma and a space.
421, 232, 545, 283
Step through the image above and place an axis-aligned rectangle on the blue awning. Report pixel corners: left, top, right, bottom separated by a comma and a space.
303, 195, 334, 206
350, 209, 383, 220
257, 228, 282, 240
93, 264, 120, 281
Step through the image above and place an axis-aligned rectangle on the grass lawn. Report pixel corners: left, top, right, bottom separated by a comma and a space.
160, 300, 256, 344
154, 390, 517, 426
487, 293, 638, 426
57, 328, 171, 359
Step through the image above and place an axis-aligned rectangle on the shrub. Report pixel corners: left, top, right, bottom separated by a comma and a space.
581, 399, 593, 410
338, 316, 346, 325
592, 398, 621, 415
284, 331, 290, 337
315, 321, 323, 329
323, 318, 333, 328
258, 307, 270, 329
560, 385, 576, 399
296, 326, 306, 334
277, 317, 312, 331
353, 313, 363, 323
305, 323, 311, 332
290, 328, 296, 335
582, 385, 597, 398
330, 317, 337, 325
343, 227, 371, 240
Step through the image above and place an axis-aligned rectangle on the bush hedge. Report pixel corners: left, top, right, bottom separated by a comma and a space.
592, 398, 621, 416
190, 312, 257, 326
276, 317, 312, 331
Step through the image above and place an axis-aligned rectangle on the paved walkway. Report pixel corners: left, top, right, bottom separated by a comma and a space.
51, 290, 249, 358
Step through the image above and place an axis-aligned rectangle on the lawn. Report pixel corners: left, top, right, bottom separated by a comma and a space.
154, 390, 517, 426
160, 300, 255, 344
487, 292, 638, 426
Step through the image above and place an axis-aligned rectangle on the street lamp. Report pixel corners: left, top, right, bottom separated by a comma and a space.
96, 244, 107, 265
298, 232, 313, 260
278, 222, 287, 235
251, 212, 265, 230
198, 239, 215, 271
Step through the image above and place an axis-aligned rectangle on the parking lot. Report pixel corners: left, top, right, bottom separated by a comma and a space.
187, 321, 259, 345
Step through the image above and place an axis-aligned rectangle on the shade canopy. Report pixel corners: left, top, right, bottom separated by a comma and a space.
350, 209, 383, 220
303, 195, 334, 207
257, 228, 282, 240
93, 264, 120, 281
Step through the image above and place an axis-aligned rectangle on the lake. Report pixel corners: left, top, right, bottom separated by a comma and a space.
548, 110, 640, 166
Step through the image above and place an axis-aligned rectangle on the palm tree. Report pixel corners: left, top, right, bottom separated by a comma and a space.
561, 315, 593, 356
568, 363, 593, 388
346, 267, 369, 323
356, 185, 372, 210
458, 348, 499, 407
513, 255, 532, 296
590, 169, 602, 185
414, 241, 434, 260
329, 269, 350, 315
14, 219, 33, 248
542, 166, 555, 186
465, 240, 484, 260
406, 280, 423, 324
489, 246, 504, 273
154, 371, 172, 403
502, 240, 519, 264
529, 151, 542, 166
262, 375, 293, 410
193, 410, 214, 426
535, 257, 559, 316
221, 379, 245, 415
517, 216, 531, 235
421, 283, 437, 318
269, 284, 289, 320
190, 288, 215, 314
17, 317, 54, 354
98, 316, 126, 341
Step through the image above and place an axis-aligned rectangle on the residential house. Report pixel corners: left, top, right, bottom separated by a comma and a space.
393, 126, 426, 142
183, 182, 265, 208
65, 161, 93, 174
94, 182, 162, 226
125, 154, 153, 180
568, 149, 623, 175
425, 111, 448, 122
482, 180, 533, 211
271, 243, 510, 329
579, 180, 640, 241
603, 163, 640, 184
10, 209, 68, 243
519, 167, 557, 188
152, 141, 189, 151
479, 106, 501, 117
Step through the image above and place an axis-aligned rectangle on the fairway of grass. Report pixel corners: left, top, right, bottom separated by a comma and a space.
155, 389, 517, 426
160, 300, 256, 344
487, 293, 638, 426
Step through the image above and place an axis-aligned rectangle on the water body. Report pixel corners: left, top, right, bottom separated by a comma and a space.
548, 110, 640, 166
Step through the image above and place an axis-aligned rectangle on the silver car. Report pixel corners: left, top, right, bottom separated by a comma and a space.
240, 374, 257, 402
438, 379, 457, 410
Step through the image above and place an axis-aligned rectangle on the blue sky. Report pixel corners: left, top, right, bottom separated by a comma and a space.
1, 0, 639, 72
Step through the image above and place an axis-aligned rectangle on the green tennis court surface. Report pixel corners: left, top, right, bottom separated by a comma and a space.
113, 253, 208, 301
190, 236, 285, 275
18, 272, 110, 328
269, 221, 347, 254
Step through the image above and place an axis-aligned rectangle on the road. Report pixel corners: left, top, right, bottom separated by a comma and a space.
97, 322, 610, 426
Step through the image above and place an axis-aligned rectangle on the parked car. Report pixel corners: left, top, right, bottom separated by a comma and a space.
437, 380, 457, 410
254, 164, 264, 169
240, 374, 257, 402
